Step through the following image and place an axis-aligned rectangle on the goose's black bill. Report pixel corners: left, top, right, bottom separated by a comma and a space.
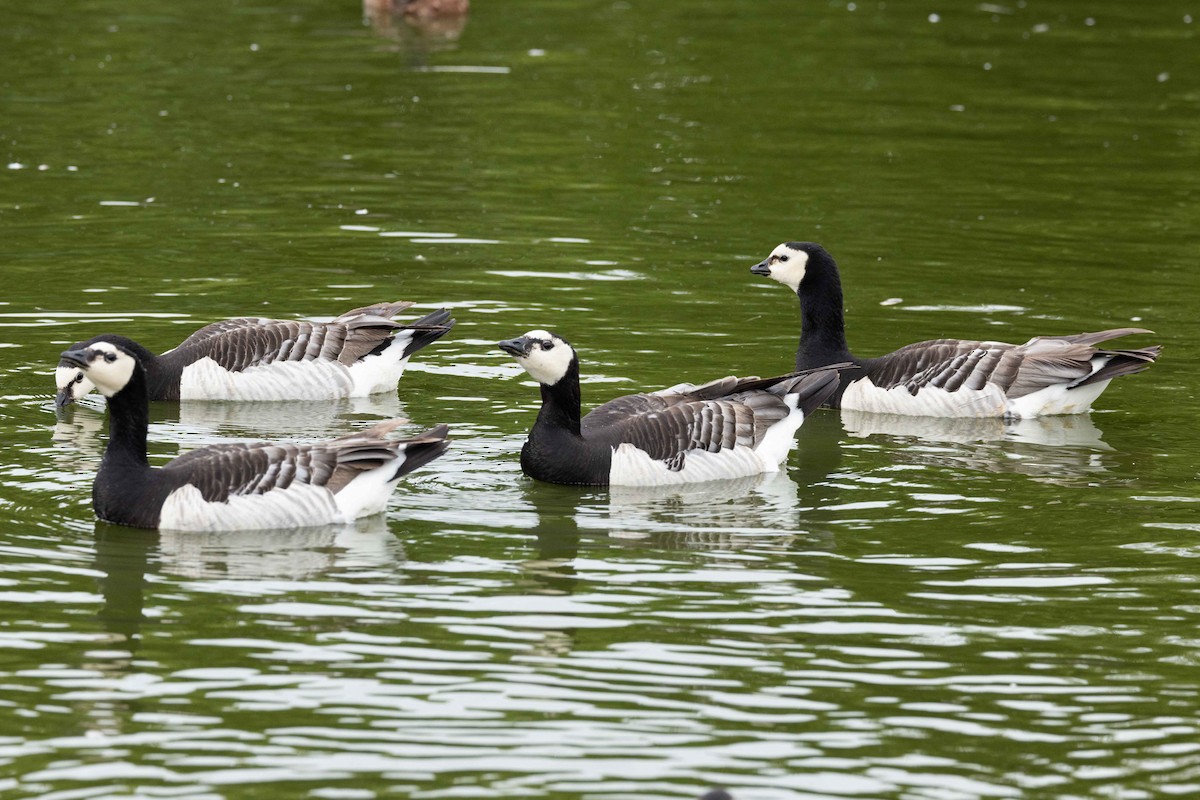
749, 261, 771, 276
497, 337, 532, 357
60, 348, 92, 369
54, 385, 75, 409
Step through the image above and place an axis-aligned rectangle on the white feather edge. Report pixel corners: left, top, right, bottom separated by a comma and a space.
178, 334, 415, 401
606, 395, 807, 486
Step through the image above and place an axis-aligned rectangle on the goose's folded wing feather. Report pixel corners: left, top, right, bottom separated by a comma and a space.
585, 391, 791, 468
867, 331, 1161, 399
165, 313, 410, 372
161, 421, 450, 502
584, 371, 801, 431
866, 339, 1022, 395
163, 442, 338, 502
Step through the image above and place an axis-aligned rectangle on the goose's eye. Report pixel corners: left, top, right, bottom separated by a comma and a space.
103, 352, 117, 363
74, 374, 84, 384
542, 341, 555, 351
780, 255, 790, 262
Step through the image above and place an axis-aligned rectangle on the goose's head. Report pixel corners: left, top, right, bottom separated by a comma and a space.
54, 362, 95, 408
750, 241, 833, 293
58, 339, 139, 399
497, 329, 576, 386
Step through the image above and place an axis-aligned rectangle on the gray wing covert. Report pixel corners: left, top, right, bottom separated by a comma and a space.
163, 442, 338, 502
162, 420, 451, 501
584, 389, 790, 471
866, 339, 1021, 396
167, 315, 405, 373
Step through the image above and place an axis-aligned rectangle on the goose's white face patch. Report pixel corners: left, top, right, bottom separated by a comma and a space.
513, 329, 575, 386
56, 365, 96, 403
761, 243, 809, 292
78, 341, 137, 397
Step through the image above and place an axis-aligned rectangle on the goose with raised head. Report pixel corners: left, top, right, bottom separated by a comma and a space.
55, 302, 455, 407
751, 242, 1161, 418
60, 340, 451, 531
498, 329, 842, 487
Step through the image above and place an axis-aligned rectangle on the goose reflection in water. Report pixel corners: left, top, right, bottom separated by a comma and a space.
54, 391, 408, 447
176, 392, 407, 442
840, 408, 1114, 482
157, 514, 401, 580
598, 472, 801, 550
566, 470, 835, 553
50, 397, 107, 462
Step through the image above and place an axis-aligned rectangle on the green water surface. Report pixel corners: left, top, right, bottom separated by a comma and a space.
2, 1, 1198, 798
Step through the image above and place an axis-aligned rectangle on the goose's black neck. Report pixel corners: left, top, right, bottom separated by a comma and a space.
520, 356, 612, 485
120, 339, 173, 400
796, 250, 856, 371
534, 358, 583, 436
102, 364, 151, 469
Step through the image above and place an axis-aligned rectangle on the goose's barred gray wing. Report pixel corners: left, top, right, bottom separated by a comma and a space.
163, 441, 334, 501
588, 395, 782, 471
162, 421, 451, 502
582, 373, 799, 431
866, 328, 1162, 399
170, 301, 409, 353
584, 395, 748, 471
165, 304, 453, 373
586, 370, 839, 470
866, 339, 1020, 396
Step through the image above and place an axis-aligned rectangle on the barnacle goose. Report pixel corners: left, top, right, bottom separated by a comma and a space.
55, 302, 454, 407
61, 340, 450, 530
751, 242, 1161, 418
497, 330, 842, 487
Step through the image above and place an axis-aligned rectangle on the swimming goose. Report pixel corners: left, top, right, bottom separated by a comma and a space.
55, 302, 454, 407
751, 242, 1162, 418
61, 339, 450, 530
497, 330, 842, 486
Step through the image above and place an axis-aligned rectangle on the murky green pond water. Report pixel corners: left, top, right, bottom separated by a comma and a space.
3, 1, 1199, 797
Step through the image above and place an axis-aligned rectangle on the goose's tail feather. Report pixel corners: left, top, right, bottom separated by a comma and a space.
390, 423, 452, 481
399, 309, 456, 358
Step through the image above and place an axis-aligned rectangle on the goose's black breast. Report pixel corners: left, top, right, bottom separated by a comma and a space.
520, 425, 612, 486
92, 461, 185, 529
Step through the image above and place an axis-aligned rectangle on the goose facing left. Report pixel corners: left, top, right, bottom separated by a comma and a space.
60, 340, 451, 530
498, 329, 842, 487
55, 302, 455, 407
751, 241, 1162, 418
